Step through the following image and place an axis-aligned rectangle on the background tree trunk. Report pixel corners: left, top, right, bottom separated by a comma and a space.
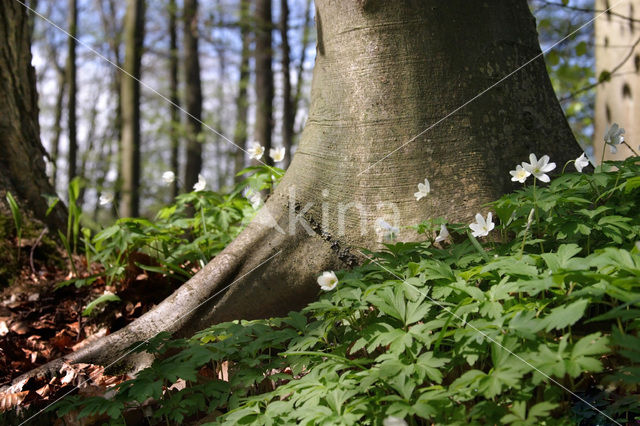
98, 0, 123, 214
233, 0, 251, 182
119, 0, 145, 218
292, 0, 312, 145
254, 0, 274, 166
77, 100, 99, 208
168, 0, 180, 199
49, 58, 66, 191
65, 0, 78, 186
280, 0, 293, 167
0, 1, 67, 231
594, 0, 640, 162
4, 0, 582, 382
182, 0, 203, 191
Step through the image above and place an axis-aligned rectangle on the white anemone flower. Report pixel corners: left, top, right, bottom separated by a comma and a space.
193, 174, 206, 192
574, 153, 589, 173
414, 178, 430, 201
604, 123, 625, 153
382, 416, 408, 426
317, 271, 338, 291
469, 212, 495, 238
99, 192, 114, 206
375, 218, 399, 241
269, 147, 285, 163
509, 164, 530, 183
162, 170, 175, 185
522, 153, 556, 183
435, 223, 449, 243
249, 193, 262, 209
248, 142, 265, 160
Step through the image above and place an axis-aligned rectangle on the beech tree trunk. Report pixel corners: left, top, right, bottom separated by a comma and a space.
280, 0, 293, 167
254, 0, 274, 166
168, 0, 180, 199
182, 0, 203, 191
4, 0, 581, 383
233, 0, 251, 182
120, 0, 145, 218
49, 59, 66, 191
98, 0, 123, 214
66, 0, 78, 185
0, 1, 67, 231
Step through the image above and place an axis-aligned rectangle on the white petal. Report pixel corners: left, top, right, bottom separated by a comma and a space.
435, 224, 449, 243
539, 155, 550, 167
383, 416, 408, 426
540, 161, 556, 173
537, 173, 550, 183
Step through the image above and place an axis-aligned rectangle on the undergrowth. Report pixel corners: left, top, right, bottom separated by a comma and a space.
56, 166, 281, 312
52, 158, 640, 425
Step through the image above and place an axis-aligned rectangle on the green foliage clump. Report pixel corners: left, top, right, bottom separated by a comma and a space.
54, 159, 640, 424
59, 166, 281, 293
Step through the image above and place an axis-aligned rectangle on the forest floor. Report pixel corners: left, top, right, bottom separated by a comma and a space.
0, 233, 183, 421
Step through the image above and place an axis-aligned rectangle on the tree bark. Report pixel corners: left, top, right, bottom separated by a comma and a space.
119, 0, 145, 218
254, 0, 274, 166
280, 0, 293, 168
182, 0, 203, 192
168, 0, 180, 199
0, 1, 67, 231
66, 0, 78, 186
98, 0, 123, 215
3, 0, 581, 385
233, 0, 251, 182
50, 61, 66, 191
77, 99, 99, 208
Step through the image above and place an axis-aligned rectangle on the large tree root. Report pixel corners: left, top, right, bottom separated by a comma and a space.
0, 194, 352, 393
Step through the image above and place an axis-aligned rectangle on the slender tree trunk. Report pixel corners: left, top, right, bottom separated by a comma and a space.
280, 0, 293, 168
254, 0, 274, 166
50, 67, 66, 190
292, 0, 312, 139
0, 1, 67, 231
98, 0, 123, 214
120, 0, 145, 218
77, 100, 99, 208
66, 0, 78, 186
93, 134, 115, 222
168, 0, 180, 199
233, 0, 251, 182
4, 0, 581, 383
182, 0, 203, 191
214, 45, 226, 189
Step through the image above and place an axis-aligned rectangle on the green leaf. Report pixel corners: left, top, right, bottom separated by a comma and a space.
6, 192, 22, 237
541, 299, 588, 331
83, 293, 121, 316
546, 50, 560, 66
598, 69, 611, 82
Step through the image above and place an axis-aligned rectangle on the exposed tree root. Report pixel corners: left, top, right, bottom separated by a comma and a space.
0, 195, 349, 392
